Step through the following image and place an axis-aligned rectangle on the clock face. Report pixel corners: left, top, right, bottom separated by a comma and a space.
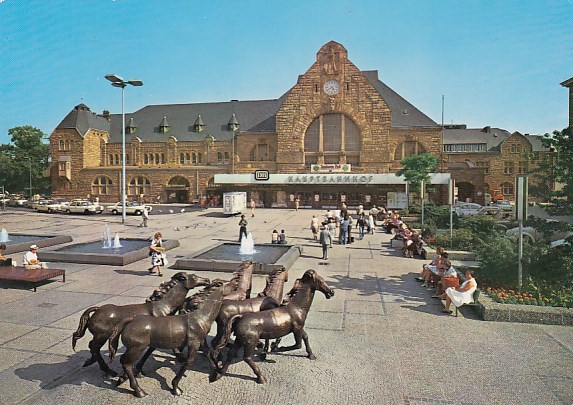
324, 79, 340, 96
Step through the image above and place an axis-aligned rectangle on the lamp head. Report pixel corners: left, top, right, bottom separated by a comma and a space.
105, 74, 124, 83
128, 79, 143, 86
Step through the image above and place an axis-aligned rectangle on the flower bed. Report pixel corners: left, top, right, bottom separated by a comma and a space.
485, 286, 572, 309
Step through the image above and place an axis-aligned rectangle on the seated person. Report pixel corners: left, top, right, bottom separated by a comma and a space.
421, 251, 448, 287
442, 270, 478, 314
271, 230, 279, 244
0, 244, 13, 266
23, 245, 48, 269
278, 230, 288, 244
403, 232, 422, 258
432, 260, 460, 298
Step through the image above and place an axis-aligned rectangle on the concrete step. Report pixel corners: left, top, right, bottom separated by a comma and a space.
424, 247, 476, 261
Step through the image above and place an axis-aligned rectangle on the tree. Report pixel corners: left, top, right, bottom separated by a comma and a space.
396, 152, 438, 199
531, 127, 573, 216
0, 126, 50, 195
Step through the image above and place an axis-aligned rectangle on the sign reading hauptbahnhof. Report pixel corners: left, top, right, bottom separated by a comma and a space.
216, 173, 450, 186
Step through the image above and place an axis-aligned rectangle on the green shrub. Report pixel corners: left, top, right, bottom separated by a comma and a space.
476, 236, 519, 286
435, 228, 475, 251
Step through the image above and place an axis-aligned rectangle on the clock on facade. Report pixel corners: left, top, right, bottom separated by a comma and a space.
324, 79, 340, 96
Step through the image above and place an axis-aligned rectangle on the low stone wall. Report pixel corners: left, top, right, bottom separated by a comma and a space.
477, 292, 573, 326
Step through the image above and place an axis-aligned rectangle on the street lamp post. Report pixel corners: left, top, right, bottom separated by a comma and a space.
28, 157, 32, 198
105, 74, 143, 225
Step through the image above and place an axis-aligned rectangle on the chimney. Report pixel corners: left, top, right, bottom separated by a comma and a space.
102, 110, 110, 121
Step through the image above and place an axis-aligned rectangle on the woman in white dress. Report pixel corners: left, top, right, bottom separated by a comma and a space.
442, 270, 477, 314
148, 232, 166, 276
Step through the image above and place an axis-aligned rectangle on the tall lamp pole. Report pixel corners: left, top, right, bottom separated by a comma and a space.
105, 74, 143, 225
28, 157, 33, 198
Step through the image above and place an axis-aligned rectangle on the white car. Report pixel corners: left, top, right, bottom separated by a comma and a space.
495, 200, 513, 212
107, 201, 152, 215
506, 220, 573, 245
36, 199, 70, 213
63, 200, 104, 214
454, 203, 483, 217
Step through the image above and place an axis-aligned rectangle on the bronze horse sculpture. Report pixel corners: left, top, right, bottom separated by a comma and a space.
210, 267, 288, 354
72, 272, 210, 376
108, 279, 236, 397
223, 260, 253, 300
210, 269, 334, 384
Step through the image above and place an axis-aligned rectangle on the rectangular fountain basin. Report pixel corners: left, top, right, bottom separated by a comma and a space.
171, 242, 302, 274
38, 238, 180, 266
2, 234, 73, 254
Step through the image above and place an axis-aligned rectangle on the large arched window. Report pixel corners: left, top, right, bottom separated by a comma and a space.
129, 176, 151, 196
92, 176, 113, 195
394, 141, 426, 161
304, 114, 361, 165
197, 152, 203, 163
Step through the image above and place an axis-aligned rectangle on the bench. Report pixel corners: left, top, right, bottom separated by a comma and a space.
0, 266, 65, 292
454, 289, 481, 317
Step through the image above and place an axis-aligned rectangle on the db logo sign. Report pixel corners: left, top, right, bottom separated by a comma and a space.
254, 170, 269, 181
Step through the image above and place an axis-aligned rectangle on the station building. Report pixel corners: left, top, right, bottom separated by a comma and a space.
49, 41, 556, 208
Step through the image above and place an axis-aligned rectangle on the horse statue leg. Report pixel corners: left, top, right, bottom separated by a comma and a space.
171, 342, 200, 396
118, 347, 148, 398
134, 346, 156, 376
209, 338, 240, 383
88, 337, 118, 376
242, 336, 267, 384
273, 329, 316, 359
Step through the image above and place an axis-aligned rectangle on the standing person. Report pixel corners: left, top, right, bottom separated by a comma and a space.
339, 215, 349, 245
368, 214, 375, 235
148, 232, 165, 276
347, 214, 354, 244
294, 197, 300, 211
23, 245, 47, 269
357, 214, 366, 240
310, 215, 320, 240
327, 218, 336, 247
319, 225, 332, 260
249, 199, 256, 217
238, 215, 248, 242
139, 206, 149, 227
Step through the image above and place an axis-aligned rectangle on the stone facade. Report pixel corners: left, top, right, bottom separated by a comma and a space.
48, 41, 555, 207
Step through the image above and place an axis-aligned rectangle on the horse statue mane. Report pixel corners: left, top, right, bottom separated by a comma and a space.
280, 270, 316, 304
146, 272, 188, 302
258, 267, 287, 297
181, 279, 225, 313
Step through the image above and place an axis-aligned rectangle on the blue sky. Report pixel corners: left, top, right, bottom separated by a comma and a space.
0, 0, 571, 145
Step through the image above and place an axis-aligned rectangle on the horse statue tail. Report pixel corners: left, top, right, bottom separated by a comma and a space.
213, 314, 243, 363
72, 306, 98, 351
108, 318, 131, 363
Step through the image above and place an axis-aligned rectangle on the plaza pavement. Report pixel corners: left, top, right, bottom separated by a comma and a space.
0, 207, 571, 405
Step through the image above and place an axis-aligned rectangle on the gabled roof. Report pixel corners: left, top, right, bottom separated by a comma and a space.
560, 76, 573, 87
443, 126, 511, 151
107, 94, 289, 143
525, 135, 552, 152
55, 104, 110, 136
362, 71, 439, 128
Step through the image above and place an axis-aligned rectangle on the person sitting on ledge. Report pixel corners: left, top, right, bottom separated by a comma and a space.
441, 270, 477, 314
0, 244, 13, 267
278, 229, 288, 244
271, 230, 279, 244
23, 245, 48, 269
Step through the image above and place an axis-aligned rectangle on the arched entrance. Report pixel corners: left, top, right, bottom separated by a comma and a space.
166, 176, 190, 203
457, 182, 476, 203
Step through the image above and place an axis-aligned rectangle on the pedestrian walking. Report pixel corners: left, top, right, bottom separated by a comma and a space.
139, 206, 149, 227
310, 215, 320, 240
319, 225, 332, 259
327, 218, 336, 247
368, 214, 375, 235
357, 214, 366, 240
148, 232, 166, 276
250, 199, 256, 217
339, 215, 349, 245
294, 197, 300, 211
238, 214, 248, 242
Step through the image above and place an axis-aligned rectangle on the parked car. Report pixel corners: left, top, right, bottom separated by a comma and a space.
475, 206, 502, 216
33, 199, 53, 211
36, 198, 70, 213
63, 200, 104, 214
8, 197, 27, 207
454, 202, 483, 217
494, 200, 513, 212
106, 201, 153, 215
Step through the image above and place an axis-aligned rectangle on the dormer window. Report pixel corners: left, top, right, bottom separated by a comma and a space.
194, 115, 205, 132
126, 117, 137, 134
228, 113, 239, 132
159, 116, 170, 134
